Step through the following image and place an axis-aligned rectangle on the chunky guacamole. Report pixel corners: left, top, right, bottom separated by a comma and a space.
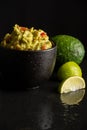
0, 24, 52, 51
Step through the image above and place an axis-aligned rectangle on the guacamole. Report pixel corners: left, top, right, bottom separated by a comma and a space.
0, 24, 52, 51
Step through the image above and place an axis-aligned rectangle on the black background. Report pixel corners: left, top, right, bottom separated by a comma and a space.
0, 0, 87, 50
0, 1, 87, 130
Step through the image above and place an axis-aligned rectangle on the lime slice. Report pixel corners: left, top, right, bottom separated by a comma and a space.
57, 61, 82, 81
58, 76, 86, 94
60, 89, 85, 105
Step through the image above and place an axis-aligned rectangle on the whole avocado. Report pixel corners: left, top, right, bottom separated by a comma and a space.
51, 35, 85, 66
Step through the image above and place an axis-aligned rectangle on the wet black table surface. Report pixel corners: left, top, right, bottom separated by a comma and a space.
0, 58, 87, 130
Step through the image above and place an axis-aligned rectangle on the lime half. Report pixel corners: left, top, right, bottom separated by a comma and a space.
58, 76, 86, 94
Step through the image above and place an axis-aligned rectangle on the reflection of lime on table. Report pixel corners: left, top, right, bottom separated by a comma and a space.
60, 89, 85, 105
58, 76, 86, 94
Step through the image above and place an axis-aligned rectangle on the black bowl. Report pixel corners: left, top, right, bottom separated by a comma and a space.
0, 42, 57, 89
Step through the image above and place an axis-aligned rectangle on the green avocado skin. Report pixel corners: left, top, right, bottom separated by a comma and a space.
51, 35, 85, 65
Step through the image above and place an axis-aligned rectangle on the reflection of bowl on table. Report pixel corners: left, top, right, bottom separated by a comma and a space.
0, 42, 57, 89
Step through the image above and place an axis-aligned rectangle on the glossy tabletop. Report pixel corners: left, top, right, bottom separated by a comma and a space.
0, 58, 87, 130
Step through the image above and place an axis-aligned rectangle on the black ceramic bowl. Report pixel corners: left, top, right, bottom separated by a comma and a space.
0, 42, 57, 89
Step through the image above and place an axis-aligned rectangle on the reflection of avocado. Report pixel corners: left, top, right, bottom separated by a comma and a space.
60, 89, 85, 105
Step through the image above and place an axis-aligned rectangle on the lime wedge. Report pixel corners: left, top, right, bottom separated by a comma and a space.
58, 76, 86, 94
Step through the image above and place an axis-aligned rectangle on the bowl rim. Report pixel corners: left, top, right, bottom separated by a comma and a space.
0, 41, 57, 53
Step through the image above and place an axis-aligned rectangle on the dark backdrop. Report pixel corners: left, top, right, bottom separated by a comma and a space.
0, 0, 87, 50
